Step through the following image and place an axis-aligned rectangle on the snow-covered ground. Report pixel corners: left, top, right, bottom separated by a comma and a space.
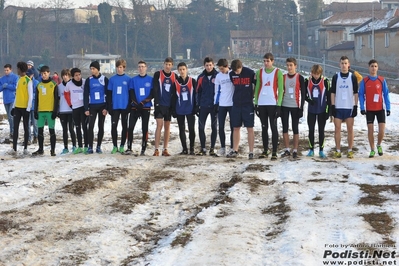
0, 65, 398, 266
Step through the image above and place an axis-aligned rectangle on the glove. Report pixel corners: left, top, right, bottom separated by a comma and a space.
11, 108, 15, 116
69, 105, 73, 110
351, 105, 358, 118
2, 83, 8, 89
274, 106, 281, 118
213, 104, 219, 114
387, 110, 390, 116
171, 109, 177, 118
108, 109, 113, 116
361, 110, 366, 115
324, 111, 330, 121
331, 105, 336, 117
154, 104, 160, 114
306, 98, 315, 106
34, 112, 38, 120
195, 106, 200, 117
137, 101, 144, 110
298, 108, 303, 118
51, 112, 58, 120
254, 105, 260, 117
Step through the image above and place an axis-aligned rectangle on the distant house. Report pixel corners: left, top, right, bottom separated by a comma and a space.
230, 30, 273, 57
353, 8, 399, 69
326, 41, 355, 63
67, 53, 121, 74
380, 0, 399, 10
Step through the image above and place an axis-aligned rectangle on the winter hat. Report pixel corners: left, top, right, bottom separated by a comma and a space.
27, 60, 34, 67
70, 68, 81, 77
26, 69, 34, 77
89, 61, 100, 71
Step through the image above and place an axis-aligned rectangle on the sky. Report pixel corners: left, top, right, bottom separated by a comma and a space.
0, 60, 398, 265
4, 0, 378, 9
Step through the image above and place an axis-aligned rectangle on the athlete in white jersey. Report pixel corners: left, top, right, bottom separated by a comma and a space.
330, 56, 359, 159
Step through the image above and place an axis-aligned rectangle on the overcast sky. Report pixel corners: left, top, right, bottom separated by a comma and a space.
5, 0, 378, 9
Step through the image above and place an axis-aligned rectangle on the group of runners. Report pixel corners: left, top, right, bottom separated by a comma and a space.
0, 54, 391, 159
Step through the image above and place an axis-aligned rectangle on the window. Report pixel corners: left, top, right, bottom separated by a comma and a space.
385, 33, 390, 47
368, 35, 373, 49
358, 36, 363, 49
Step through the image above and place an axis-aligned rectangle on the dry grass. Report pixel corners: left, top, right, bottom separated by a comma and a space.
358, 184, 399, 206
361, 212, 394, 244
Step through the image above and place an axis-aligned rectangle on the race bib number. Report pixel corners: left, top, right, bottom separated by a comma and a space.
78, 93, 83, 100
373, 94, 379, 102
313, 89, 319, 98
41, 87, 47, 95
289, 88, 294, 94
140, 88, 145, 96
165, 84, 170, 92
95, 92, 100, 100
117, 86, 122, 94
182, 92, 188, 101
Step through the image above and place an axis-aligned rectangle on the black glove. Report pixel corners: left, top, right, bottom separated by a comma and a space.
254, 105, 260, 117
11, 108, 15, 116
154, 104, 160, 115
137, 101, 144, 110
274, 106, 281, 118
195, 106, 200, 117
298, 108, 303, 118
213, 104, 219, 114
51, 112, 58, 120
351, 105, 358, 118
361, 110, 366, 115
331, 105, 336, 117
387, 110, 391, 116
171, 109, 177, 118
306, 98, 315, 106
34, 112, 38, 120
324, 111, 330, 121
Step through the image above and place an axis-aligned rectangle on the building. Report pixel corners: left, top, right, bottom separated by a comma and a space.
67, 53, 121, 74
230, 30, 273, 57
353, 8, 399, 69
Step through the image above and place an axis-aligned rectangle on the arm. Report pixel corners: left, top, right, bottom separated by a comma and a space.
276, 69, 284, 106
330, 75, 337, 105
358, 80, 365, 111
64, 85, 72, 107
382, 79, 391, 112
196, 75, 202, 107
254, 69, 261, 105
214, 75, 220, 105
352, 75, 359, 106
53, 84, 59, 114
83, 79, 90, 111
105, 77, 110, 111
299, 75, 306, 109
27, 80, 33, 112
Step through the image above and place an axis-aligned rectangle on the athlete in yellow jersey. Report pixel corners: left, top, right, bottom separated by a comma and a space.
32, 66, 59, 156
10, 62, 33, 155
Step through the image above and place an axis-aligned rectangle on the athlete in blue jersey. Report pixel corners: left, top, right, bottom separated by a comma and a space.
124, 61, 154, 156
108, 59, 131, 154
152, 57, 178, 156
171, 62, 197, 155
196, 57, 218, 156
83, 61, 109, 154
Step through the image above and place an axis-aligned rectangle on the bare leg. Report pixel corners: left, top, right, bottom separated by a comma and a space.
334, 118, 342, 150
233, 127, 240, 152
247, 127, 254, 153
155, 118, 163, 150
283, 132, 289, 150
163, 121, 171, 149
293, 134, 299, 150
346, 117, 354, 149
377, 123, 385, 145
367, 123, 375, 151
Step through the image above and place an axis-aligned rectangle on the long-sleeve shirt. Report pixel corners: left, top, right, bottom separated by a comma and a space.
64, 78, 85, 109
196, 68, 218, 108
214, 70, 234, 107
129, 74, 154, 109
230, 67, 256, 107
0, 72, 18, 104
84, 74, 109, 111
359, 75, 390, 112
254, 67, 284, 106
108, 73, 131, 110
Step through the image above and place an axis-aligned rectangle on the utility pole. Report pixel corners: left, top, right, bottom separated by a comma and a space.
7, 20, 9, 55
125, 24, 128, 59
168, 15, 171, 57
298, 14, 301, 72
372, 3, 375, 59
